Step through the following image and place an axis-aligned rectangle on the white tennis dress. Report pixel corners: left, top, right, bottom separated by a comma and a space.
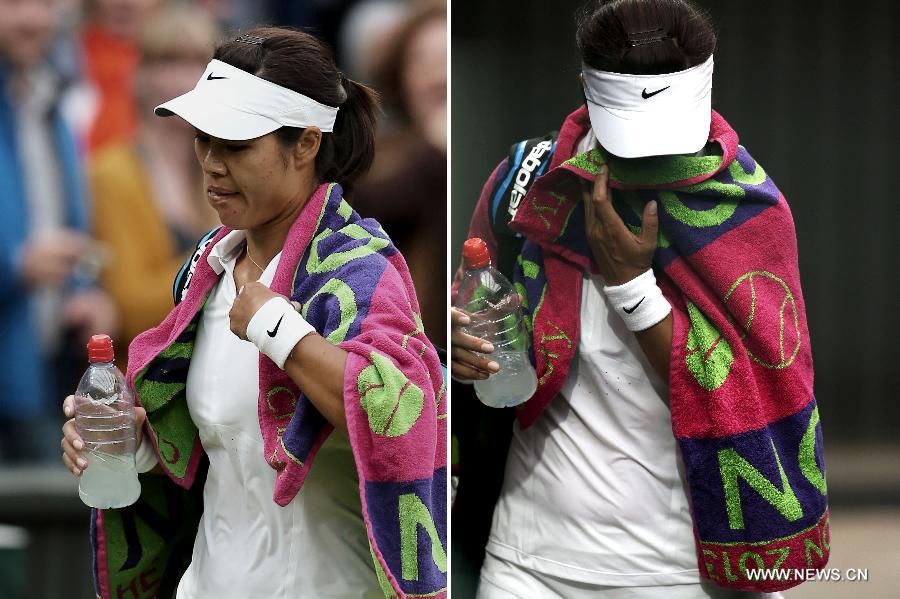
138, 231, 381, 598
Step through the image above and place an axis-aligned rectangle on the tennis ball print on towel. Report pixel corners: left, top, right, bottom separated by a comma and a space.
685, 270, 801, 390
685, 302, 734, 392
685, 270, 800, 390
357, 352, 425, 437
724, 270, 801, 370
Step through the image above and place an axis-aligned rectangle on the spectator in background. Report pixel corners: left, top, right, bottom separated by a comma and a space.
375, 0, 446, 149
49, 0, 86, 89
338, 0, 409, 85
351, 0, 447, 347
89, 3, 219, 361
79, 0, 161, 152
0, 0, 117, 463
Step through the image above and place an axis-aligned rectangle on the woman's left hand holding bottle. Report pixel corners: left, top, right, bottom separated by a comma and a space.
61, 395, 147, 477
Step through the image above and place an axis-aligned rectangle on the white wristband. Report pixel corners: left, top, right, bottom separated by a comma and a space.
602, 268, 671, 332
246, 297, 316, 369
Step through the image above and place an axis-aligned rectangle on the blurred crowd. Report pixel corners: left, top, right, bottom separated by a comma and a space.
0, 0, 446, 465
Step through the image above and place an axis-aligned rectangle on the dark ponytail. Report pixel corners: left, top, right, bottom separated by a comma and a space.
316, 74, 379, 192
213, 27, 381, 193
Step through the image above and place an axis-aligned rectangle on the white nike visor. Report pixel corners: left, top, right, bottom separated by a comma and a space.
582, 55, 713, 158
155, 59, 339, 140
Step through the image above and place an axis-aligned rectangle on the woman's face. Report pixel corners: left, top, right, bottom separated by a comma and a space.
194, 131, 305, 231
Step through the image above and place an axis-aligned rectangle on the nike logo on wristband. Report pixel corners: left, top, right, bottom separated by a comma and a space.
267, 314, 285, 337
206, 73, 227, 80
641, 86, 670, 99
623, 297, 645, 314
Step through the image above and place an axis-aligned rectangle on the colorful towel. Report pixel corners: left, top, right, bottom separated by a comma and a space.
90, 182, 448, 598
507, 107, 828, 591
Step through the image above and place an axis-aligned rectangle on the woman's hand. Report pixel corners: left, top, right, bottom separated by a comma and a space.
229, 281, 291, 340
583, 165, 659, 286
61, 395, 147, 476
233, 282, 349, 431
450, 307, 499, 381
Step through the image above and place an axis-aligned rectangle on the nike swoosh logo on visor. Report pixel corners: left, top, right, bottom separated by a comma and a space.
641, 86, 670, 99
207, 73, 228, 81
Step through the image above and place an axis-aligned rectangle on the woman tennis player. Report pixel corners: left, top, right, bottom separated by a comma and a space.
63, 27, 447, 599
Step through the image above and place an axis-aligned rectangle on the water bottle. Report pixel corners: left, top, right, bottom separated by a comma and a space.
455, 238, 537, 408
74, 334, 141, 508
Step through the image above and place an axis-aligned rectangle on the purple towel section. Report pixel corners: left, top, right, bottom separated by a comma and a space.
364, 468, 448, 597
679, 398, 827, 543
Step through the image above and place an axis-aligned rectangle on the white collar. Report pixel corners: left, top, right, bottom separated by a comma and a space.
206, 229, 284, 287
207, 230, 248, 274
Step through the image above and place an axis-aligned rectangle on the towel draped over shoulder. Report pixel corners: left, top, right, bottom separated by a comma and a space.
506, 107, 829, 592
90, 182, 447, 599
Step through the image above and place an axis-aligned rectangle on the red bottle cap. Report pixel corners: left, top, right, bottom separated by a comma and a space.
87, 334, 115, 363
462, 238, 491, 269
